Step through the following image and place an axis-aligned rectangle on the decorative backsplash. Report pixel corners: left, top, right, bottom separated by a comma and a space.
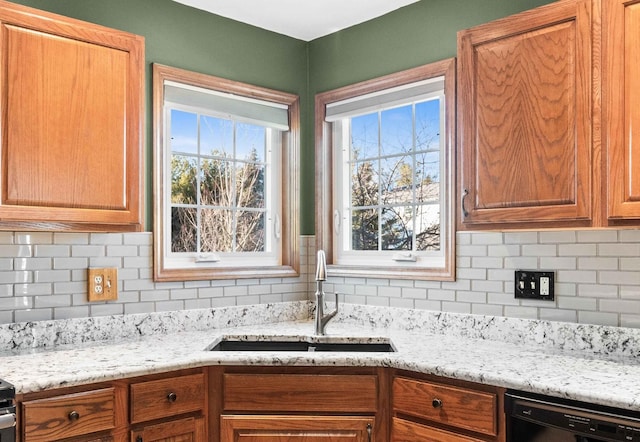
1, 230, 639, 328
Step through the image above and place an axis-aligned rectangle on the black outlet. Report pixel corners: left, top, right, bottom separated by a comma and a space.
515, 270, 555, 300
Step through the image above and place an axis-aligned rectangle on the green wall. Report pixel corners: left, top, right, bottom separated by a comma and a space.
11, 0, 556, 235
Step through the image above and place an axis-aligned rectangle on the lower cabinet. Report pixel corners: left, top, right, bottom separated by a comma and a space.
391, 371, 505, 442
212, 367, 388, 442
19, 366, 506, 442
130, 416, 205, 442
19, 368, 207, 442
392, 418, 485, 442
221, 415, 374, 441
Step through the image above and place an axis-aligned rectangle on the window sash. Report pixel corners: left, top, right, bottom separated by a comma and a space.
163, 105, 281, 269
332, 94, 447, 269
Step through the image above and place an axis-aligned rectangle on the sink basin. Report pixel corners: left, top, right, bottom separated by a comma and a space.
209, 336, 395, 352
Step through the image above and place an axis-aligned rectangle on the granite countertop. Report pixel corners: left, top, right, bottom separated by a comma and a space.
1, 301, 640, 412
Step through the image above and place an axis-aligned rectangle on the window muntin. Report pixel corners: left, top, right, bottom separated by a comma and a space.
153, 64, 299, 281
315, 59, 455, 280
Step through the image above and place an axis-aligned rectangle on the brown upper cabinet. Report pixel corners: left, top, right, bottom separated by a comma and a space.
603, 0, 640, 223
458, 0, 595, 229
0, 1, 144, 232
458, 0, 640, 229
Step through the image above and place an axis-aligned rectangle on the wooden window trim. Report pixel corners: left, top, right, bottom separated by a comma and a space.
315, 59, 456, 281
152, 64, 300, 281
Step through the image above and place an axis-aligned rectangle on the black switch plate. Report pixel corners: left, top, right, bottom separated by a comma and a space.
515, 270, 555, 300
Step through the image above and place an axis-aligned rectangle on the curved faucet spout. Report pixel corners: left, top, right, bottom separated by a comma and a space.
314, 250, 338, 335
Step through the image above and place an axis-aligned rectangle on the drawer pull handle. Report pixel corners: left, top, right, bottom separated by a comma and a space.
167, 392, 177, 402
432, 398, 443, 408
366, 423, 372, 442
68, 410, 80, 421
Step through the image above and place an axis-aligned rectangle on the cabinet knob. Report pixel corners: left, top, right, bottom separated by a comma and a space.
167, 392, 177, 402
68, 410, 80, 421
432, 398, 443, 408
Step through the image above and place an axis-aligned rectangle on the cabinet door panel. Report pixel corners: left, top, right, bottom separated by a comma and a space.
130, 416, 205, 442
458, 0, 593, 226
391, 418, 484, 442
605, 0, 640, 219
4, 25, 127, 210
221, 415, 374, 442
0, 1, 144, 231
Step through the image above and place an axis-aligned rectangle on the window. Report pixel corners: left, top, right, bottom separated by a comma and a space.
315, 59, 455, 280
153, 64, 299, 281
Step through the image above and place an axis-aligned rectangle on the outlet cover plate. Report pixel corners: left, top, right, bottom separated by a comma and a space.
88, 268, 118, 302
515, 270, 554, 301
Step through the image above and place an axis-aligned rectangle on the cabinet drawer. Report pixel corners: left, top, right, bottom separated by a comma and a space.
22, 388, 115, 442
130, 373, 205, 424
393, 377, 496, 436
223, 374, 378, 413
392, 417, 485, 442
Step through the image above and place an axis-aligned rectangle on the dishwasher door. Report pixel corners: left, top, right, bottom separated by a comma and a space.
506, 391, 640, 442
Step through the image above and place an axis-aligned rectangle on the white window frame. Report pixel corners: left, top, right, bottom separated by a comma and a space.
153, 64, 300, 281
315, 59, 456, 280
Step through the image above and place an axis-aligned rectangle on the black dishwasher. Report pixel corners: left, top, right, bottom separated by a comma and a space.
0, 379, 15, 442
506, 390, 640, 442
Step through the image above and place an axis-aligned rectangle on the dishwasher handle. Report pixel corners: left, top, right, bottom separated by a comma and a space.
0, 411, 15, 430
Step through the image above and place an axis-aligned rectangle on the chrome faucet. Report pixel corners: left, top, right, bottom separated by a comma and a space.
314, 250, 338, 335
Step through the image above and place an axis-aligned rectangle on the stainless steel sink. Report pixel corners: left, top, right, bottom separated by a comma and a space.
209, 336, 395, 352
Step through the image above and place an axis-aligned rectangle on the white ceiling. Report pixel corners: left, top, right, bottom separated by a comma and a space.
172, 0, 420, 41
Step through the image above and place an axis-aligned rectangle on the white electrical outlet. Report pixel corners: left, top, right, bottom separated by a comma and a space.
540, 276, 550, 296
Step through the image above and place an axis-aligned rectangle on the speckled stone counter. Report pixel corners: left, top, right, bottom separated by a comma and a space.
1, 301, 640, 412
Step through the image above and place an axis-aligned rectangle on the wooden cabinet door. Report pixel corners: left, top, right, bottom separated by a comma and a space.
0, 1, 144, 231
604, 0, 640, 221
457, 0, 594, 227
220, 415, 374, 442
391, 418, 484, 442
130, 416, 205, 442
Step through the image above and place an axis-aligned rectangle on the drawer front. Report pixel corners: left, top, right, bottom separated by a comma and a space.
22, 388, 115, 442
130, 373, 205, 424
223, 374, 378, 413
393, 377, 496, 436
392, 417, 485, 442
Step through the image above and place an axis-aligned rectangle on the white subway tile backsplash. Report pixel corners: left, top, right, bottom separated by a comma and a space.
539, 308, 577, 322
579, 311, 619, 326
539, 257, 576, 269
522, 244, 557, 256
539, 230, 577, 243
14, 283, 51, 296
600, 299, 640, 314
578, 257, 618, 270
599, 243, 640, 256
504, 231, 538, 244
599, 271, 640, 285
0, 232, 639, 328
618, 229, 640, 242
577, 230, 619, 243
15, 309, 51, 322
